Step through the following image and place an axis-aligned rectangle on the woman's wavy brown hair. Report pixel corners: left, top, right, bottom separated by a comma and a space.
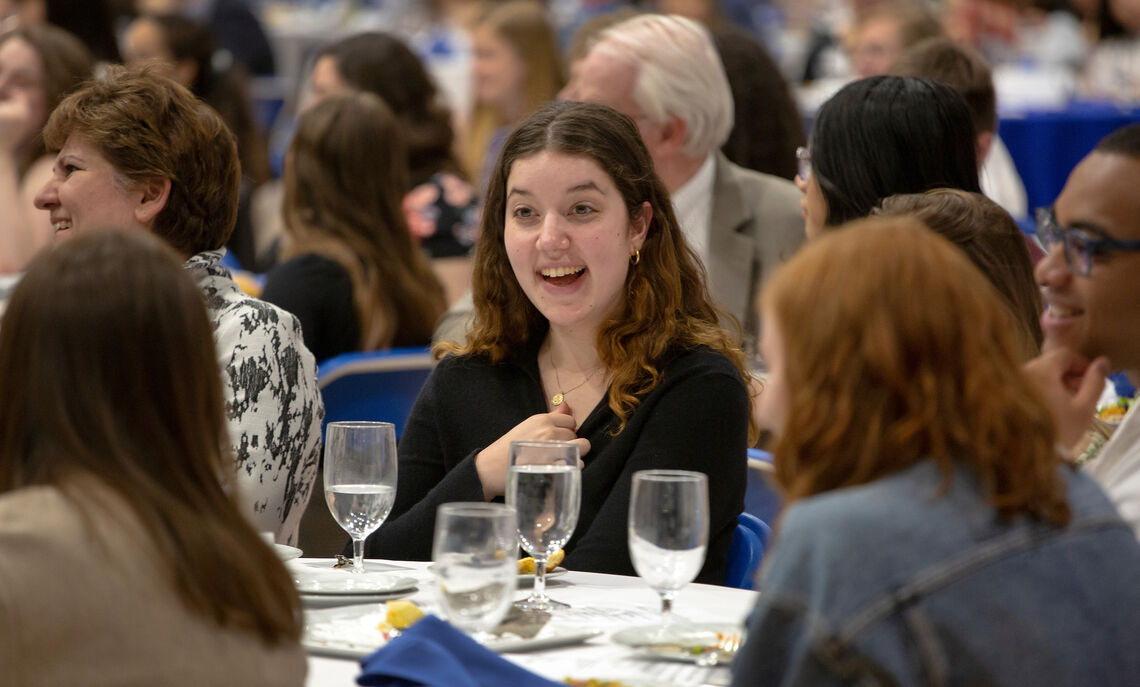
876, 189, 1042, 361
0, 230, 301, 643
284, 91, 446, 349
762, 217, 1069, 525
440, 100, 753, 437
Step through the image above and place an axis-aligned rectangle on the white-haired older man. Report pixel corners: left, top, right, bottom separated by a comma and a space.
560, 13, 803, 341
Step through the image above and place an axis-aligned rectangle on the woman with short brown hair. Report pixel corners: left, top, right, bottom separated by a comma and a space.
34, 66, 323, 545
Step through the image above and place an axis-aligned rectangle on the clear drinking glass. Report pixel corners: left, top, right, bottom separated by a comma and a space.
504, 440, 581, 611
324, 421, 398, 573
628, 469, 708, 624
431, 502, 518, 641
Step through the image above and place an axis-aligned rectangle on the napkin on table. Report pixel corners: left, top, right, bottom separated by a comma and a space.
356, 615, 563, 687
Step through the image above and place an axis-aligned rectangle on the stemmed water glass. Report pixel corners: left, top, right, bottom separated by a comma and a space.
628, 469, 708, 626
431, 503, 518, 641
324, 421, 398, 573
505, 440, 581, 611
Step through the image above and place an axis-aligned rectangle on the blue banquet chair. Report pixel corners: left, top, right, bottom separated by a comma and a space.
316, 346, 437, 438
725, 513, 772, 590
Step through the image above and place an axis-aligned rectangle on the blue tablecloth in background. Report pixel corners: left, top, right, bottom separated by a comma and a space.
1000, 101, 1140, 214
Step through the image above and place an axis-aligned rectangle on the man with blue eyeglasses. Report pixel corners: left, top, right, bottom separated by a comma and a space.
1027, 122, 1140, 537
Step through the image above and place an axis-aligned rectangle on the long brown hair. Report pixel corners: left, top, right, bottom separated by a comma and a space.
461, 0, 564, 185
762, 217, 1068, 525
442, 100, 754, 437
283, 91, 446, 349
876, 189, 1043, 360
0, 25, 94, 176
0, 230, 302, 643
317, 31, 460, 186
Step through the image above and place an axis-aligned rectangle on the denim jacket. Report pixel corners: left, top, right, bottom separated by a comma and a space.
731, 461, 1140, 687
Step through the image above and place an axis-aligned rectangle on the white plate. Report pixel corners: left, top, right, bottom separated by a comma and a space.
300, 591, 417, 609
610, 623, 743, 663
303, 604, 602, 658
275, 544, 303, 561
292, 569, 419, 596
517, 566, 568, 587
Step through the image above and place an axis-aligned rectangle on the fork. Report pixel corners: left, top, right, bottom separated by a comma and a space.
695, 631, 743, 667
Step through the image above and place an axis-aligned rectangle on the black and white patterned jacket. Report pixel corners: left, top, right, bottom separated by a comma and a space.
186, 250, 324, 545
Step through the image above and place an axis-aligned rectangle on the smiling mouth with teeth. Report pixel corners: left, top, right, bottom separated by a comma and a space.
541, 266, 585, 281
1047, 304, 1080, 318
53, 221, 73, 232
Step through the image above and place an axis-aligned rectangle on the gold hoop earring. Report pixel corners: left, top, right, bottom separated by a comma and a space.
630, 249, 640, 265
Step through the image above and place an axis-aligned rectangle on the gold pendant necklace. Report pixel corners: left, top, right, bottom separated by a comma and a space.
550, 351, 602, 406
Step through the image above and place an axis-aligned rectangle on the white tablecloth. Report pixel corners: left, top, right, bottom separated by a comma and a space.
302, 559, 757, 686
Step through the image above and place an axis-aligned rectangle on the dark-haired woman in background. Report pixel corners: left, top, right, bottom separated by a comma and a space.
309, 31, 479, 304
261, 92, 447, 362
0, 230, 305, 685
797, 75, 981, 239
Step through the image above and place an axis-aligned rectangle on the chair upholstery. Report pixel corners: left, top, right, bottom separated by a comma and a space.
317, 347, 437, 438
725, 513, 770, 590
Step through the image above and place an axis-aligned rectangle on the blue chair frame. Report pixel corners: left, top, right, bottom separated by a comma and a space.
317, 347, 436, 438
746, 448, 783, 525
725, 513, 771, 590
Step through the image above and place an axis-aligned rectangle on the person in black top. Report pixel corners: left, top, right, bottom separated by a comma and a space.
260, 92, 446, 362
364, 101, 754, 585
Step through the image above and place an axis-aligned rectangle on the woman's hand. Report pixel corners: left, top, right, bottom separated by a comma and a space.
474, 401, 591, 500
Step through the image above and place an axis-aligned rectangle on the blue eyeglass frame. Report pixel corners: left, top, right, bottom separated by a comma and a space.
1034, 206, 1140, 277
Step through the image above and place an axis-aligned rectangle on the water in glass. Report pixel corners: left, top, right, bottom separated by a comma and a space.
324, 421, 398, 573
505, 440, 581, 611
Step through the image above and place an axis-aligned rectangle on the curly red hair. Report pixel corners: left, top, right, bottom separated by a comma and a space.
763, 217, 1068, 525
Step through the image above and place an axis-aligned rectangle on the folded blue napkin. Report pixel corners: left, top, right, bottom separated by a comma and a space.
356, 615, 563, 687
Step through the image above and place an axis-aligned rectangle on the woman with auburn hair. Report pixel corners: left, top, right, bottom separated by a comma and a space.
0, 230, 304, 685
733, 218, 1140, 685
461, 0, 564, 190
364, 101, 752, 584
261, 91, 447, 362
33, 66, 323, 546
0, 24, 92, 273
876, 188, 1042, 360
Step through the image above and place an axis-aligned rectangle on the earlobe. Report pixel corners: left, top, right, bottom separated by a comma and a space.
134, 177, 172, 225
659, 115, 688, 156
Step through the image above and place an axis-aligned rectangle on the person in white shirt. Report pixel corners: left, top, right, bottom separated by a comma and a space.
890, 36, 1029, 219
1026, 123, 1140, 536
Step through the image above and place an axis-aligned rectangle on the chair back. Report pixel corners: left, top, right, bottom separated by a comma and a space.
317, 347, 436, 438
746, 448, 783, 524
725, 513, 770, 590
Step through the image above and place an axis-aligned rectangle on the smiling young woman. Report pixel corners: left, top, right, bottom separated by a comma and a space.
363, 101, 755, 585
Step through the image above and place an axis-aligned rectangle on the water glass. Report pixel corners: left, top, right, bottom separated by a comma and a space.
431, 503, 518, 640
505, 440, 581, 611
628, 469, 708, 622
324, 421, 398, 573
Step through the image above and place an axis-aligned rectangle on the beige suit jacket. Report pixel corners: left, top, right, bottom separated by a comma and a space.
0, 480, 307, 686
704, 154, 804, 348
